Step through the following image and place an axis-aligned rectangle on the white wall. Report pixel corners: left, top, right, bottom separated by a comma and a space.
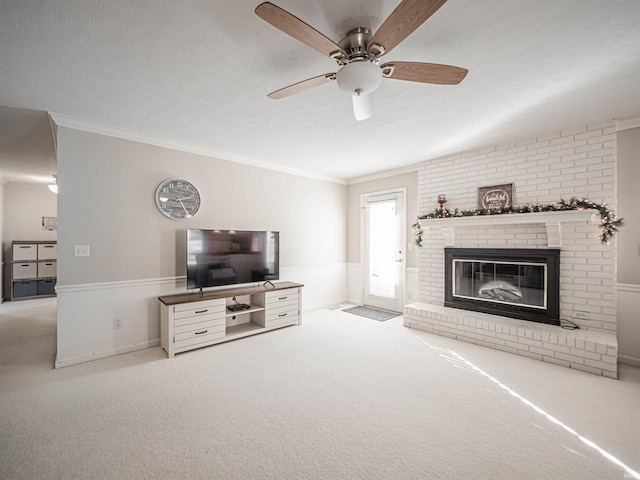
2, 183, 57, 246
55, 126, 347, 367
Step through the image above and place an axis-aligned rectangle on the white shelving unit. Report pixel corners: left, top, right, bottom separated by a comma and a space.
6, 241, 57, 301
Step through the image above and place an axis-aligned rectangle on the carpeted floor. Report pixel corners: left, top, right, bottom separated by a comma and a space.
342, 305, 401, 321
1, 298, 639, 479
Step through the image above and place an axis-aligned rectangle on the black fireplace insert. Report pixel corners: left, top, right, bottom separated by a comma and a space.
444, 248, 560, 325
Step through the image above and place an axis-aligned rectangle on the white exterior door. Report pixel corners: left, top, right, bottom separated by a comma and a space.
362, 190, 405, 312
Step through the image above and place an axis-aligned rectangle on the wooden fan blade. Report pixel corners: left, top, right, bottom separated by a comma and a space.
267, 73, 336, 100
255, 2, 347, 60
381, 61, 467, 85
368, 0, 448, 56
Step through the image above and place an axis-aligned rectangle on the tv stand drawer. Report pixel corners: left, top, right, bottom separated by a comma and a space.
265, 288, 299, 305
174, 329, 226, 351
174, 299, 225, 319
175, 323, 225, 343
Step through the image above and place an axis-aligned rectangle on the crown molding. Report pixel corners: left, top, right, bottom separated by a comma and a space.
347, 163, 420, 185
47, 113, 58, 154
48, 113, 347, 185
615, 117, 640, 132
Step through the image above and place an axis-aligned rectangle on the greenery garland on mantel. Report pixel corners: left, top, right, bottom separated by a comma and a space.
412, 197, 623, 247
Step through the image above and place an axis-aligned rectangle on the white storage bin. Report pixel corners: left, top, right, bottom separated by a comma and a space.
13, 244, 37, 261
13, 263, 37, 280
38, 243, 57, 260
38, 261, 57, 278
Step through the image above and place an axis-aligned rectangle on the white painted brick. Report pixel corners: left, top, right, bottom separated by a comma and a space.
415, 121, 617, 377
555, 352, 585, 364
575, 130, 604, 141
585, 358, 616, 370
560, 139, 588, 150
561, 125, 587, 136
543, 356, 571, 368
519, 351, 544, 361
571, 349, 601, 361
588, 133, 616, 144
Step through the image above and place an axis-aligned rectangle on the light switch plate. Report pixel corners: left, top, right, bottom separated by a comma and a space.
74, 245, 90, 257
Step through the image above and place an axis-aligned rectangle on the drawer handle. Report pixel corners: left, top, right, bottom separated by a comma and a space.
43, 245, 54, 248
21, 264, 30, 267
45, 263, 53, 266
195, 309, 208, 314
278, 313, 288, 317
195, 330, 208, 335
278, 296, 287, 300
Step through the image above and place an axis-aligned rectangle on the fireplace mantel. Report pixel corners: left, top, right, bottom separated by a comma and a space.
419, 210, 598, 247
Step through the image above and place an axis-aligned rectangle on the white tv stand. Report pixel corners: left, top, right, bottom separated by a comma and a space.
159, 281, 303, 358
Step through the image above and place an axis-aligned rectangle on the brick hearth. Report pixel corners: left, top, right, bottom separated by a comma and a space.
404, 303, 617, 378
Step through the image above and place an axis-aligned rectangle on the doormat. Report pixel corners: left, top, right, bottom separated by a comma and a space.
342, 306, 401, 322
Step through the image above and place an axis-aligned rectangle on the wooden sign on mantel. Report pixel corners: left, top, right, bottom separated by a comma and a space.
478, 184, 513, 210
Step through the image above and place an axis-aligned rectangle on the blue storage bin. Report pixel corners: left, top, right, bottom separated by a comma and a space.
37, 279, 57, 295
13, 281, 37, 298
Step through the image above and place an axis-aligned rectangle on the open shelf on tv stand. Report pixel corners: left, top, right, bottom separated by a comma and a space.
158, 281, 304, 358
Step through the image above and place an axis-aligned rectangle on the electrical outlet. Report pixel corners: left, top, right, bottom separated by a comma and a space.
114, 318, 122, 330
74, 245, 90, 257
574, 311, 589, 320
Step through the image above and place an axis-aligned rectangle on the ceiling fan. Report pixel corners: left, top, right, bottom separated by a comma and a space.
255, 0, 468, 121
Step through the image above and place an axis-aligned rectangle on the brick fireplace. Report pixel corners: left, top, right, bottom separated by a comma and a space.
404, 121, 618, 377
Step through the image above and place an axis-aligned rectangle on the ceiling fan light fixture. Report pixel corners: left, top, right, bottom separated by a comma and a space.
336, 61, 382, 96
352, 94, 373, 121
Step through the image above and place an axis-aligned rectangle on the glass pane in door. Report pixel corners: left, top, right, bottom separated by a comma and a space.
367, 199, 397, 299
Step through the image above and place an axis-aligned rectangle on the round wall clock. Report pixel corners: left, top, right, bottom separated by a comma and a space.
154, 178, 201, 220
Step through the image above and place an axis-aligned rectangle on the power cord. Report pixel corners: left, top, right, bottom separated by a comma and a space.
561, 318, 580, 330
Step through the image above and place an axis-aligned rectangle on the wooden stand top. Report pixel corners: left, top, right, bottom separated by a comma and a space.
158, 281, 304, 306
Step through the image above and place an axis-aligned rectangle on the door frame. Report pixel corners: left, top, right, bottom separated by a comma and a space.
360, 187, 407, 311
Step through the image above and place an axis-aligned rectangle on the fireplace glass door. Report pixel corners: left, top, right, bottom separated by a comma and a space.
453, 260, 547, 310
445, 248, 560, 325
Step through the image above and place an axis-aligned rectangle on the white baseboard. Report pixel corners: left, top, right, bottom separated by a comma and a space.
618, 354, 640, 368
55, 339, 160, 369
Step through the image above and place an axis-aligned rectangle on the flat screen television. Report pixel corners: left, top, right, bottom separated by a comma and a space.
186, 229, 279, 290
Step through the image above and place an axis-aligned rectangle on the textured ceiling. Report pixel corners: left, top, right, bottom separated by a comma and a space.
1, 0, 640, 184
